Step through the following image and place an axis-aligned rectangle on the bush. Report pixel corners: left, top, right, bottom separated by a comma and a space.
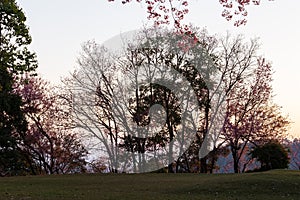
251, 141, 289, 171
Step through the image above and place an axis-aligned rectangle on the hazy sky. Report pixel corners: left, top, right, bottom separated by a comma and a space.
17, 0, 300, 138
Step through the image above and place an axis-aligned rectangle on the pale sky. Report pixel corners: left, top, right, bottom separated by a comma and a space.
17, 0, 300, 138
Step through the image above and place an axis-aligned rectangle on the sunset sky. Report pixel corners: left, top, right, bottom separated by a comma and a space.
17, 0, 300, 138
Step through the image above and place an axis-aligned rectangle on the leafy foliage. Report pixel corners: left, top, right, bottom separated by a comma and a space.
0, 0, 37, 176
0, 0, 37, 74
251, 141, 289, 171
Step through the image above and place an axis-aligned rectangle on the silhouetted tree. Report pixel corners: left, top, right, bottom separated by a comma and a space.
222, 58, 289, 173
251, 141, 289, 171
0, 0, 37, 176
15, 76, 88, 174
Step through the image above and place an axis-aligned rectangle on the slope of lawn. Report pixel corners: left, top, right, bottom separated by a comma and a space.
0, 170, 299, 200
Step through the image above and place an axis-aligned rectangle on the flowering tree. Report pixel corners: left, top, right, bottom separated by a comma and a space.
108, 0, 274, 29
15, 76, 88, 174
222, 58, 289, 173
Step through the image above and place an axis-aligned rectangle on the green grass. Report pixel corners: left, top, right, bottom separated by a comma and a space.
0, 170, 299, 200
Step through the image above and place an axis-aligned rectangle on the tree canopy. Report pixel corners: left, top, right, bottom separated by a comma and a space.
0, 0, 37, 176
251, 141, 289, 171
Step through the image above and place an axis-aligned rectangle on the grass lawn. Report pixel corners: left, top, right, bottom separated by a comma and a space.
0, 170, 299, 200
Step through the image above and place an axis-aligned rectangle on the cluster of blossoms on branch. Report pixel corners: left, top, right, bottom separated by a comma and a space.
108, 0, 274, 29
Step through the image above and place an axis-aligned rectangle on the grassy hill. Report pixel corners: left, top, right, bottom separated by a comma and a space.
0, 170, 299, 200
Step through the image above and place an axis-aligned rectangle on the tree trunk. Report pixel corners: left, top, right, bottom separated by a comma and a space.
168, 163, 174, 173
232, 150, 239, 173
200, 91, 210, 174
200, 156, 207, 173
209, 147, 217, 174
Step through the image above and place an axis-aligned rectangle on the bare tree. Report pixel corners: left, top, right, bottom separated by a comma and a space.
64, 28, 217, 173
64, 27, 288, 174
196, 32, 262, 173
